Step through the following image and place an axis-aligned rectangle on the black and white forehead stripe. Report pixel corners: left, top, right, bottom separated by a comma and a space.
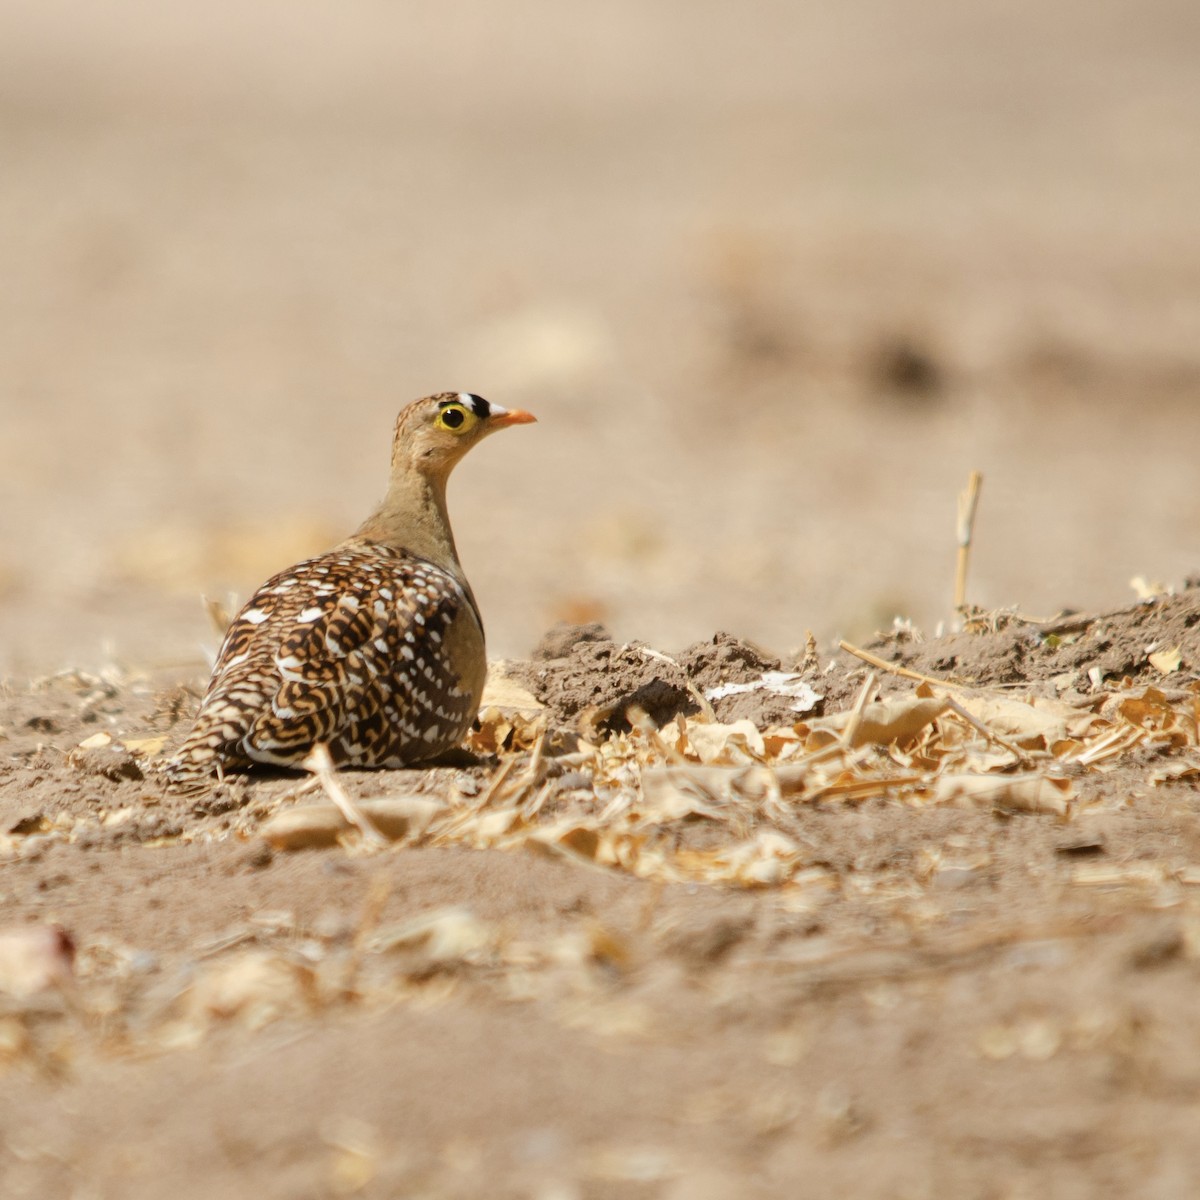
450, 392, 494, 419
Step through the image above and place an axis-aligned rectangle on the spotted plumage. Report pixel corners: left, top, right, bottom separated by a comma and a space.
162, 392, 535, 789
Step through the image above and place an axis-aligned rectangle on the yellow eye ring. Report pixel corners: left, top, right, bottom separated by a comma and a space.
436, 403, 472, 433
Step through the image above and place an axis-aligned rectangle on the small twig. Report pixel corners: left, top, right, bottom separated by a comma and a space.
838, 640, 970, 692
278, 776, 323, 804
943, 698, 1033, 768
1073, 724, 1147, 766
302, 744, 389, 849
473, 755, 518, 811
520, 779, 556, 821
684, 680, 717, 723
954, 470, 983, 612
203, 593, 235, 638
526, 725, 548, 783
841, 672, 878, 749
808, 774, 926, 804
432, 755, 522, 844
505, 728, 552, 812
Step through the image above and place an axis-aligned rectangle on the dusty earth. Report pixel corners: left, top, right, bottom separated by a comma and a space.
3, 593, 1200, 1199
3, 0, 1200, 1197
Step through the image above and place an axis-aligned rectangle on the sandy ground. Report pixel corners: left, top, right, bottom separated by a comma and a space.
2, 1, 1200, 1196
3, 597, 1200, 1199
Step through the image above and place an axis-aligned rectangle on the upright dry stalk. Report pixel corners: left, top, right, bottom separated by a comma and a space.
955, 470, 983, 611
841, 671, 878, 749
302, 743, 389, 849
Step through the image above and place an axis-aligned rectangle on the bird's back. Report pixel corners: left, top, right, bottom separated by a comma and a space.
163, 541, 485, 788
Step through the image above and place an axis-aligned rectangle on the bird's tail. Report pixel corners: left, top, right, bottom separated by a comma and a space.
158, 739, 222, 794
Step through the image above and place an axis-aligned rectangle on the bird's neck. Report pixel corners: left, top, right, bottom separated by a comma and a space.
350, 466, 461, 572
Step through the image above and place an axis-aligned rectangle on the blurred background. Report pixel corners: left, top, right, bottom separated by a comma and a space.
1, 0, 1197, 676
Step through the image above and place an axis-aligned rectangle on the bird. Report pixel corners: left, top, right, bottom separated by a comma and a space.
162, 392, 535, 789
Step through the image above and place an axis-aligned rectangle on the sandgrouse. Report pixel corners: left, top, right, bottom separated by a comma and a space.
163, 392, 535, 789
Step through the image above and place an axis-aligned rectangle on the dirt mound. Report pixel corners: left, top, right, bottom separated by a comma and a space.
516, 623, 698, 729
862, 589, 1200, 692
509, 593, 1199, 738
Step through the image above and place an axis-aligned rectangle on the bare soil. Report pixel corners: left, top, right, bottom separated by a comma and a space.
4, 594, 1200, 1198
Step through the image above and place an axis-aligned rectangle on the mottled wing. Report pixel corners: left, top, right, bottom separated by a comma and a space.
163, 545, 483, 787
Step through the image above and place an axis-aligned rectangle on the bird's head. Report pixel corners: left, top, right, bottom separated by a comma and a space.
393, 392, 536, 478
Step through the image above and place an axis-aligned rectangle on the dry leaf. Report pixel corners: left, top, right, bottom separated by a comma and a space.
811, 697, 947, 747
122, 735, 168, 757
260, 797, 443, 850
932, 773, 1072, 816
762, 727, 805, 758
1149, 759, 1200, 786
1149, 646, 1183, 675
682, 719, 766, 765
1119, 688, 1176, 730
470, 706, 544, 754
525, 817, 607, 862
641, 764, 775, 818
955, 694, 1075, 749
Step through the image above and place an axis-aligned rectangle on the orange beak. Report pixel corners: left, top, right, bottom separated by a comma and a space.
489, 407, 537, 428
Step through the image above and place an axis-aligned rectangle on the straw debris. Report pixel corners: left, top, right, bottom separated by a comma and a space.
227, 661, 1200, 893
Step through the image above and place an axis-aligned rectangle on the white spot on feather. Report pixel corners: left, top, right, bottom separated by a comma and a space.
275, 654, 306, 681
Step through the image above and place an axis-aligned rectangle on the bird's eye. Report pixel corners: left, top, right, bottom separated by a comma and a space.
437, 404, 467, 431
